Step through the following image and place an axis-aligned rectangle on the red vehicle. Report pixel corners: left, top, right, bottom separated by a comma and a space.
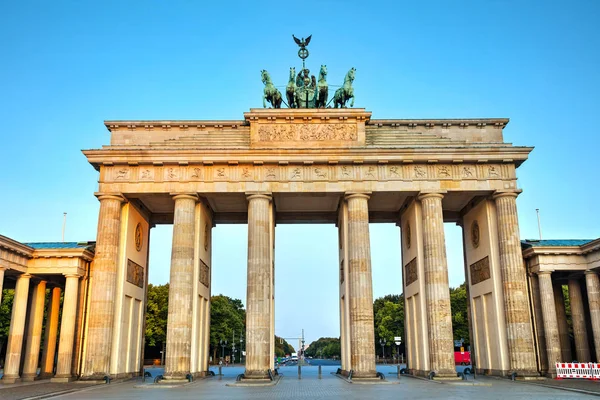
454, 348, 471, 365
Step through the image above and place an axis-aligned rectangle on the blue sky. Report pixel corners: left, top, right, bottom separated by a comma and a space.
1, 1, 599, 344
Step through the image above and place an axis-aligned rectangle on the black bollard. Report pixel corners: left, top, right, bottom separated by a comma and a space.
219, 366, 222, 380
397, 364, 401, 379
318, 365, 322, 379
298, 363, 302, 379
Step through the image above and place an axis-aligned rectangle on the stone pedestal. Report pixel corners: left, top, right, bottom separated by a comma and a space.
553, 282, 572, 362
537, 272, 561, 375
345, 193, 376, 378
2, 273, 31, 384
40, 287, 61, 378
82, 194, 124, 379
22, 280, 47, 382
570, 278, 591, 362
244, 194, 273, 379
586, 271, 600, 362
52, 275, 80, 382
418, 193, 456, 377
493, 191, 537, 374
164, 194, 198, 380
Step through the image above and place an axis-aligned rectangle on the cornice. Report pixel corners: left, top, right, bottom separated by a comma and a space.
83, 146, 533, 166
368, 118, 509, 129
0, 235, 34, 257
32, 248, 95, 262
105, 120, 248, 131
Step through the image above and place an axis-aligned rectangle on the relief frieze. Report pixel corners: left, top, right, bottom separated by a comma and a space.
470, 256, 490, 285
104, 163, 505, 184
126, 259, 144, 288
200, 258, 210, 287
405, 257, 418, 286
257, 123, 357, 142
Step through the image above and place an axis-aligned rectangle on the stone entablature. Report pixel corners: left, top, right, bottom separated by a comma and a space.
103, 109, 511, 149
523, 239, 600, 273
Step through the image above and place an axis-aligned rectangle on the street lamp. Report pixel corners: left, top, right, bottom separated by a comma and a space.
220, 339, 227, 360
394, 336, 402, 365
379, 338, 387, 361
232, 343, 236, 364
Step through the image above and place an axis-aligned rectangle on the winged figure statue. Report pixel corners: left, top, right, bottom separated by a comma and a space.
292, 34, 312, 49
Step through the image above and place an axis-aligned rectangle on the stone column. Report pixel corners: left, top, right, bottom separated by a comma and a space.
553, 282, 572, 362
2, 273, 31, 383
244, 194, 273, 379
22, 280, 47, 381
529, 273, 548, 373
537, 272, 561, 374
418, 193, 455, 377
40, 287, 61, 378
164, 194, 198, 380
569, 278, 591, 362
82, 194, 124, 378
345, 193, 376, 378
586, 271, 600, 362
53, 275, 80, 381
493, 191, 537, 374
0, 266, 6, 304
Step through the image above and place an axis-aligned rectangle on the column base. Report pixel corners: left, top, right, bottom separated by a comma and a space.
509, 370, 543, 380
38, 373, 55, 380
243, 369, 271, 379
412, 369, 461, 380
51, 375, 76, 383
338, 369, 378, 379
21, 374, 38, 382
1, 375, 21, 384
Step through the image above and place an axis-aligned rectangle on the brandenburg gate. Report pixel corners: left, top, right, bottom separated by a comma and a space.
78, 106, 538, 380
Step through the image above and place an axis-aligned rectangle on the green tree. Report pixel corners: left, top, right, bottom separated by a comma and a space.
304, 337, 341, 359
210, 294, 246, 361
145, 283, 169, 348
0, 289, 15, 361
450, 283, 470, 345
274, 335, 295, 357
373, 294, 404, 357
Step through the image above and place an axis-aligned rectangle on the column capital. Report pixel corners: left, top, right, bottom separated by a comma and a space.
95, 193, 126, 202
0, 265, 7, 272
171, 193, 199, 202
537, 270, 554, 276
246, 192, 272, 201
63, 274, 81, 279
492, 189, 523, 200
18, 273, 32, 279
417, 191, 446, 201
344, 192, 371, 201
585, 270, 598, 276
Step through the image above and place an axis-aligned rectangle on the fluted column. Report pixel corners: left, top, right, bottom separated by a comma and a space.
554, 282, 572, 361
82, 194, 124, 378
53, 275, 80, 381
493, 191, 537, 374
586, 271, 600, 362
529, 273, 548, 373
40, 287, 61, 378
537, 272, 561, 374
345, 192, 376, 378
22, 280, 48, 381
2, 273, 31, 383
418, 193, 455, 377
569, 278, 591, 361
164, 194, 198, 380
0, 266, 6, 304
244, 193, 273, 379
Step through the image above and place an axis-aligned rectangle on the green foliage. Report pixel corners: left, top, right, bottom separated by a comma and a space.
145, 283, 169, 348
210, 294, 246, 351
0, 289, 15, 349
274, 335, 295, 357
450, 283, 470, 345
373, 294, 404, 355
304, 337, 340, 359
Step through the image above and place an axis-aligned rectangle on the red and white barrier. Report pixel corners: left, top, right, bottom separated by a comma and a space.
555, 362, 600, 379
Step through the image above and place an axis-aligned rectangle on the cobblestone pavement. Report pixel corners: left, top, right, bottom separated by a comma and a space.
46, 366, 596, 400
0, 381, 98, 400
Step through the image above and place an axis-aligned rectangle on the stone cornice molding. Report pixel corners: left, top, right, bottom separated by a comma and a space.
32, 248, 95, 263
105, 120, 248, 131
0, 234, 34, 258
367, 118, 509, 129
